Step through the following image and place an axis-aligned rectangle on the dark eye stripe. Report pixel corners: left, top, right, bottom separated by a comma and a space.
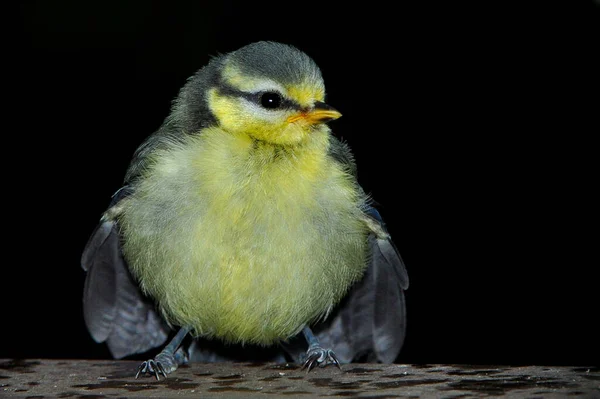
218, 84, 300, 111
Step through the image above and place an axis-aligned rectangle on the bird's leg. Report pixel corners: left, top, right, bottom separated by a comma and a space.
136, 327, 190, 380
301, 326, 341, 371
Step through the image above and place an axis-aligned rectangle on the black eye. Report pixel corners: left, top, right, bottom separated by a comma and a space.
260, 92, 282, 109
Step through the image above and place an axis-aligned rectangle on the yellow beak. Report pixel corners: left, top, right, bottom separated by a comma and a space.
287, 101, 342, 125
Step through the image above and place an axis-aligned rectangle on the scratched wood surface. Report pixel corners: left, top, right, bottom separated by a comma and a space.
0, 359, 598, 398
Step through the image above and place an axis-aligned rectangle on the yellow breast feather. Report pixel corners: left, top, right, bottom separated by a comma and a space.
118, 128, 369, 344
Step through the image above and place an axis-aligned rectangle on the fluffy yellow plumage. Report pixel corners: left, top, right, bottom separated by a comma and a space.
118, 124, 369, 344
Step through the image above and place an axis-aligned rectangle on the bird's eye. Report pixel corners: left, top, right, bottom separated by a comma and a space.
260, 92, 282, 109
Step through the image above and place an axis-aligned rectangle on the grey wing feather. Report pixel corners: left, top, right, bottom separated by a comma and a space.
301, 209, 409, 364
81, 216, 170, 359
370, 234, 408, 362
82, 221, 118, 343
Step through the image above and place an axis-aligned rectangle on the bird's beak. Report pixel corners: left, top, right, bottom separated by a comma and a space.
287, 101, 342, 125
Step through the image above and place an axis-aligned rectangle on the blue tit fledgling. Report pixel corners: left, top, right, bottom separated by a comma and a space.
82, 41, 409, 379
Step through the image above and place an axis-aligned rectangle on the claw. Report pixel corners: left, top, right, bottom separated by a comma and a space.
156, 362, 167, 379
135, 359, 169, 380
301, 347, 341, 372
303, 356, 318, 372
332, 355, 341, 370
135, 363, 144, 379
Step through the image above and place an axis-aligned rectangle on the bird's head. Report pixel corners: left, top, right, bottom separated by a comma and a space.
183, 42, 341, 146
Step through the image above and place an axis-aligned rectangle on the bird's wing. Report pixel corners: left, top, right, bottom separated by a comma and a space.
81, 187, 170, 359
305, 206, 409, 363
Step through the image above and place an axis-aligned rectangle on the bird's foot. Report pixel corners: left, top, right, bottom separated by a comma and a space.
302, 345, 341, 372
135, 352, 178, 380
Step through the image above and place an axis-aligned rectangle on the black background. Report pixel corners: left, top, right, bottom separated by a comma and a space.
5, 1, 598, 366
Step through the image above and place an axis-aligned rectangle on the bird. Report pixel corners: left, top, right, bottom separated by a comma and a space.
81, 41, 409, 379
